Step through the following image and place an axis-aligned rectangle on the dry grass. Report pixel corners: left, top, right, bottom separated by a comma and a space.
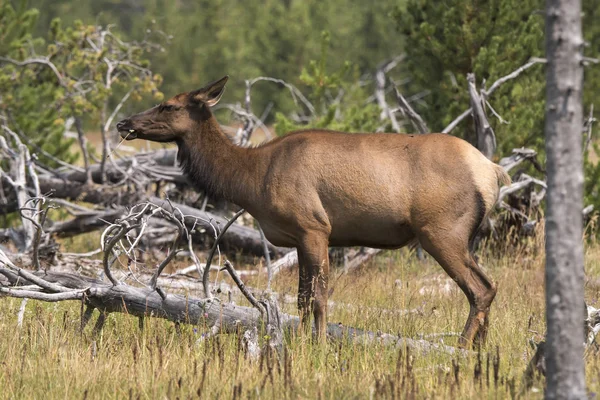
1, 235, 600, 398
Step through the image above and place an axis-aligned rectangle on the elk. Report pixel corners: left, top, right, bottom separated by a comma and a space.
117, 76, 510, 348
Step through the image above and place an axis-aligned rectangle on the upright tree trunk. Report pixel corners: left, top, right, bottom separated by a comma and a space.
544, 0, 586, 398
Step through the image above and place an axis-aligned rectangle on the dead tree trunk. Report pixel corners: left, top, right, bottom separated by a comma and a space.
467, 73, 496, 160
544, 0, 586, 398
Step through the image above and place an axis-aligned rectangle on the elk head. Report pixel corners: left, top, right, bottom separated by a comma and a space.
116, 76, 229, 143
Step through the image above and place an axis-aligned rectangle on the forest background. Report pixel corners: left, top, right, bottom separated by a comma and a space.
1, 0, 599, 213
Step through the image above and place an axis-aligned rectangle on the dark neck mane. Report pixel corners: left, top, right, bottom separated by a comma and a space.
176, 116, 259, 206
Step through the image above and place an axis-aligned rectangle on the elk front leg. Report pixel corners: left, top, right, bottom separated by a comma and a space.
297, 235, 329, 341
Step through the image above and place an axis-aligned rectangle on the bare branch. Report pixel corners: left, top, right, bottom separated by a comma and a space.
248, 77, 316, 117
0, 56, 65, 86
0, 249, 71, 293
0, 129, 38, 250
497, 174, 546, 206
2, 123, 84, 173
485, 100, 510, 125
221, 260, 266, 317
63, 249, 103, 258
499, 148, 544, 173
442, 108, 472, 134
443, 58, 546, 134
374, 58, 402, 133
483, 57, 546, 97
392, 86, 429, 134
0, 286, 85, 302
149, 209, 186, 290
102, 223, 140, 286
202, 209, 246, 298
104, 89, 133, 134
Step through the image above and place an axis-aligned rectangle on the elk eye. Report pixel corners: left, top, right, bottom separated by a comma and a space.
160, 104, 176, 112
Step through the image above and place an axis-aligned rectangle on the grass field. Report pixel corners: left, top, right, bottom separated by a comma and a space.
2, 131, 597, 398
1, 231, 599, 399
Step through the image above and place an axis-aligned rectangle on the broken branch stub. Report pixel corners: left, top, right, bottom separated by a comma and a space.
467, 73, 496, 160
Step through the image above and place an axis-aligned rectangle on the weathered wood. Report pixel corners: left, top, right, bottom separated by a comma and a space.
144, 197, 290, 257
0, 133, 40, 250
1, 176, 142, 215
0, 264, 468, 357
467, 73, 496, 160
544, 0, 586, 397
2, 184, 289, 258
392, 87, 429, 134
499, 148, 544, 173
374, 57, 403, 133
61, 148, 181, 185
47, 209, 126, 237
442, 58, 546, 134
270, 247, 383, 277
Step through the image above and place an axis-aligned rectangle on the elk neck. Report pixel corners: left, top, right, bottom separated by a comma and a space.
175, 115, 263, 208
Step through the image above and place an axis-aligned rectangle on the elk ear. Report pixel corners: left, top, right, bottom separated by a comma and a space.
190, 75, 229, 107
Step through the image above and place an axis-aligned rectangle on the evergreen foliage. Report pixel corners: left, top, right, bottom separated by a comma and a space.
1, 0, 163, 167
394, 0, 599, 221
2, 0, 599, 220
274, 32, 383, 135
394, 0, 546, 156
0, 0, 76, 165
24, 0, 403, 114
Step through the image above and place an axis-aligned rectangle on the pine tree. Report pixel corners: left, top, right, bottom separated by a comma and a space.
0, 1, 77, 166
394, 0, 546, 157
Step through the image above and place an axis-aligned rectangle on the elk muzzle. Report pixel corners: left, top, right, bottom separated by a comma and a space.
116, 119, 138, 140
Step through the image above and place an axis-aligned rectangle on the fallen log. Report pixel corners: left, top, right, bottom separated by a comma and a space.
0, 261, 468, 357
47, 209, 125, 237
61, 148, 181, 185
144, 197, 290, 257
3, 191, 289, 258
1, 176, 143, 215
270, 247, 383, 277
5, 252, 424, 322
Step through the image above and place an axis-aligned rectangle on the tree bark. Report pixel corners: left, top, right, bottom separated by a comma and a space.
144, 197, 289, 257
544, 0, 586, 398
467, 73, 496, 160
61, 148, 181, 185
0, 262, 468, 357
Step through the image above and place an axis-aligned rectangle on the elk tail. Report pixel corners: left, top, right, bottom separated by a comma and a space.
493, 164, 511, 187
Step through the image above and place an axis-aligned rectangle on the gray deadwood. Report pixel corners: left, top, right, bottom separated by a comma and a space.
392, 87, 429, 134
0, 255, 468, 357
467, 73, 497, 160
544, 0, 586, 398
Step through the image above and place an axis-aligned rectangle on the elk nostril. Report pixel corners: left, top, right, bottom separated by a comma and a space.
116, 120, 127, 130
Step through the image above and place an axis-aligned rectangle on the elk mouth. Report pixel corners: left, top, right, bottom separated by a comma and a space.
116, 119, 138, 140
119, 129, 138, 140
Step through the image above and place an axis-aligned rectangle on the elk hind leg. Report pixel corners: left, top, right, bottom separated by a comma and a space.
420, 236, 496, 348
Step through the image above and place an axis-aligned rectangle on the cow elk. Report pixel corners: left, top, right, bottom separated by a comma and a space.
117, 76, 510, 348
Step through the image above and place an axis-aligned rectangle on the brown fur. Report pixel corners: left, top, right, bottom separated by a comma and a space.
117, 76, 510, 348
